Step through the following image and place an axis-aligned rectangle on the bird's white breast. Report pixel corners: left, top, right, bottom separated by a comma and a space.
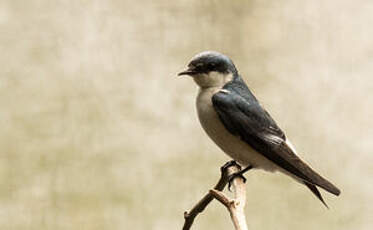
196, 87, 277, 171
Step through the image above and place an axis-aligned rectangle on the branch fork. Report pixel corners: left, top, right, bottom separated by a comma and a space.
183, 161, 249, 230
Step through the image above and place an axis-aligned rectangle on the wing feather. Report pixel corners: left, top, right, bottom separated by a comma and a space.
212, 90, 340, 196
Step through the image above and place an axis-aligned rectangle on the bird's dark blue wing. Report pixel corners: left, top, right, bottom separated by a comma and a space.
212, 89, 340, 196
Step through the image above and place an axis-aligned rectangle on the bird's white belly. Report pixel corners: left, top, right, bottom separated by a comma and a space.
196, 87, 277, 171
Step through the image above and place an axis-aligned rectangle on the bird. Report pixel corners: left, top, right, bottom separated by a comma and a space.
178, 51, 340, 207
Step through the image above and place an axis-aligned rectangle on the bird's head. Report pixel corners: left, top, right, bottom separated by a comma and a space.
178, 51, 238, 88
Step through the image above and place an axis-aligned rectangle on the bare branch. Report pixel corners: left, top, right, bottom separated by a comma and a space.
209, 189, 232, 208
182, 165, 230, 230
182, 161, 249, 230
221, 166, 248, 230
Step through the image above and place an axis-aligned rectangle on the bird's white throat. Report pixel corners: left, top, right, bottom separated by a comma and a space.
193, 72, 233, 89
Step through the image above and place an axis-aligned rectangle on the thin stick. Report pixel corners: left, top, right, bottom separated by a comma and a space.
210, 166, 248, 230
182, 165, 230, 230
182, 161, 249, 230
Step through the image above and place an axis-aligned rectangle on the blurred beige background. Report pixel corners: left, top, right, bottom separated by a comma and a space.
0, 0, 372, 229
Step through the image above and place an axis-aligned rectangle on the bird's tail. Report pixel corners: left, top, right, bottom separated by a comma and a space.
277, 141, 341, 197
304, 181, 329, 208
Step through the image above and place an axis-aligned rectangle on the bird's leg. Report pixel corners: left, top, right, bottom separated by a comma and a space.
227, 165, 253, 191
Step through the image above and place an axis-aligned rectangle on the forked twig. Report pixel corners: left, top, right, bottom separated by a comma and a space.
182, 161, 248, 230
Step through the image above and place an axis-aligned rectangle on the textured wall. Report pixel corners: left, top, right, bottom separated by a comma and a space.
0, 0, 372, 229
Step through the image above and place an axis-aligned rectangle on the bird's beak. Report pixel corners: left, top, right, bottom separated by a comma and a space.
178, 68, 196, 77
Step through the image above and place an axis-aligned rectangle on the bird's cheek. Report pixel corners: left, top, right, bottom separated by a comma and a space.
192, 74, 209, 87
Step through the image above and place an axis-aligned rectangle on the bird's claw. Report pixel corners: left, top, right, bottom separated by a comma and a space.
220, 160, 239, 174
220, 161, 251, 191
227, 172, 247, 191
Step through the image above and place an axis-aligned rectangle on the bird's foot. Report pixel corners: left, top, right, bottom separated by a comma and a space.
227, 165, 253, 191
220, 160, 239, 174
